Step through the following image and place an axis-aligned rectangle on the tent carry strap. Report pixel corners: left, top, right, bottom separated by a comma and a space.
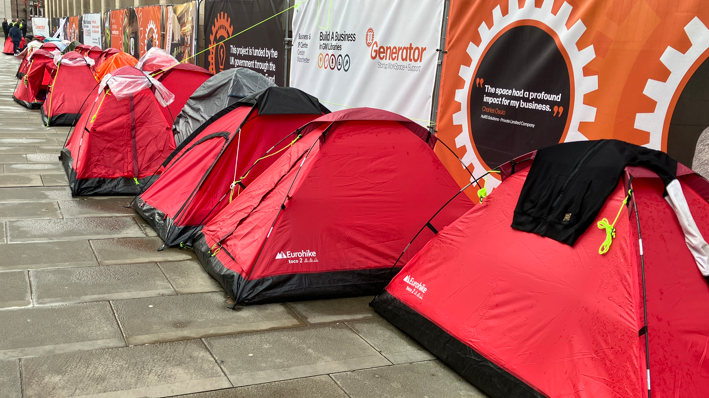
91, 89, 109, 122
597, 189, 633, 254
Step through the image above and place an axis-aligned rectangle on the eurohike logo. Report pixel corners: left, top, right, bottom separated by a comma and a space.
403, 275, 427, 299
275, 250, 319, 264
208, 12, 234, 74
366, 28, 427, 65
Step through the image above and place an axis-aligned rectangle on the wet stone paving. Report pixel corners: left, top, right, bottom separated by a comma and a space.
0, 54, 486, 397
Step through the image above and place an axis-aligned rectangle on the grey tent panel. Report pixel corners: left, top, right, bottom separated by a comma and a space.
173, 68, 276, 144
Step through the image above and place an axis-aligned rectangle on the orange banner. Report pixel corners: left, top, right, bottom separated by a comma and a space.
110, 9, 127, 51
437, 0, 709, 193
135, 6, 162, 57
67, 16, 80, 42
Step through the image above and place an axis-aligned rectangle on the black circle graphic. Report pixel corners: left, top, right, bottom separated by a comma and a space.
337, 54, 343, 70
329, 53, 337, 69
666, 57, 709, 168
344, 54, 351, 72
469, 25, 571, 169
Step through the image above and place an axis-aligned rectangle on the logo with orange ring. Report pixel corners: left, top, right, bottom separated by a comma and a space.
208, 12, 234, 74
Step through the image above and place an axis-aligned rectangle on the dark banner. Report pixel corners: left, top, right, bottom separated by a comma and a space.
204, 0, 286, 85
51, 18, 60, 38
103, 11, 110, 49
126, 8, 139, 58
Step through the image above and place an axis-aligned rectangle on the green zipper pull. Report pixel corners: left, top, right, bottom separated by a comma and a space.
133, 177, 139, 185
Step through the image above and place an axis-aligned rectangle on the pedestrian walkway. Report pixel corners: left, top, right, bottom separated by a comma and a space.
0, 53, 486, 397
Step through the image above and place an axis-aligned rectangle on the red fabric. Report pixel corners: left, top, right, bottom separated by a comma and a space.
13, 50, 56, 104
65, 67, 173, 180
382, 168, 709, 397
42, 53, 97, 121
201, 115, 473, 280
141, 107, 319, 228
153, 64, 211, 126
86, 47, 102, 64
631, 178, 709, 397
3, 37, 13, 54
16, 55, 29, 76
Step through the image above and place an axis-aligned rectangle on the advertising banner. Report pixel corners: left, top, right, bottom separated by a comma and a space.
135, 5, 162, 57
110, 9, 128, 51
290, 0, 444, 124
205, 0, 286, 85
126, 8, 139, 58
66, 16, 80, 42
164, 1, 197, 63
82, 13, 102, 48
437, 0, 709, 192
32, 17, 49, 37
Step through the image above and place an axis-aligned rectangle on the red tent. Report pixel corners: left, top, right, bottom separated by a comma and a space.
95, 48, 119, 68
13, 49, 56, 108
371, 151, 709, 398
133, 87, 328, 246
41, 52, 98, 126
75, 44, 89, 54
151, 64, 212, 126
137, 48, 178, 73
60, 66, 175, 196
3, 37, 13, 55
85, 46, 102, 63
16, 43, 58, 78
192, 108, 474, 305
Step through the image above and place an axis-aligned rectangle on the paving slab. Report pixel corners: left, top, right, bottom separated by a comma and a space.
0, 200, 61, 220
0, 270, 31, 309
40, 173, 68, 186
30, 263, 175, 305
0, 302, 125, 359
0, 146, 35, 154
0, 154, 27, 163
112, 292, 300, 345
58, 197, 134, 218
177, 376, 348, 398
346, 318, 436, 364
0, 240, 98, 271
34, 145, 63, 154
21, 339, 231, 398
0, 360, 21, 398
287, 296, 378, 324
134, 215, 159, 236
26, 153, 60, 163
0, 138, 53, 146
7, 216, 145, 243
91, 237, 195, 265
205, 324, 390, 387
3, 162, 64, 174
0, 186, 72, 202
158, 260, 223, 294
331, 360, 486, 398
0, 174, 43, 187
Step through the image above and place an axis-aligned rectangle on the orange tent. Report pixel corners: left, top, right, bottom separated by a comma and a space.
95, 52, 138, 81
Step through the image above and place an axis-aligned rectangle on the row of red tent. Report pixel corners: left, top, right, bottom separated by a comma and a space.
10, 42, 709, 397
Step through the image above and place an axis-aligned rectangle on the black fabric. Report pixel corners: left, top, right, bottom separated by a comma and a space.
238, 87, 329, 115
8, 26, 20, 41
2, 21, 8, 38
371, 292, 547, 398
41, 106, 80, 126
132, 196, 202, 247
194, 234, 395, 305
12, 94, 40, 109
512, 139, 677, 245
61, 148, 158, 197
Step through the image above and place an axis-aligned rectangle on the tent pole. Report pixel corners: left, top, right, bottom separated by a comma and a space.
632, 184, 652, 398
428, 0, 450, 130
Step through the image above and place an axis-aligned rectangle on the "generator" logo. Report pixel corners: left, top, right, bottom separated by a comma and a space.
366, 28, 427, 62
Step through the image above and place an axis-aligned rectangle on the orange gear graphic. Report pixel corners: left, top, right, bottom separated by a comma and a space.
144, 20, 159, 53
208, 12, 234, 74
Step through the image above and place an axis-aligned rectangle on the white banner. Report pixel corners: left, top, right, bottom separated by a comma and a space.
32, 18, 49, 37
290, 0, 444, 125
82, 13, 102, 48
